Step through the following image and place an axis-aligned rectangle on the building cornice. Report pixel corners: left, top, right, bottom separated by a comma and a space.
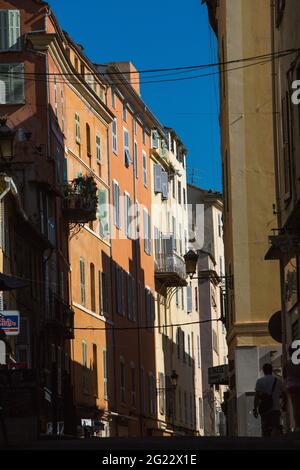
226, 321, 273, 345
28, 32, 115, 125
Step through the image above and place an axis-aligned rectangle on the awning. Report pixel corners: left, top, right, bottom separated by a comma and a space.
0, 273, 29, 291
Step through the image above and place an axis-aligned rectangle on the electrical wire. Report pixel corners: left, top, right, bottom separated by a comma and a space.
0, 57, 278, 90
0, 50, 295, 87
73, 318, 220, 331
3, 48, 298, 77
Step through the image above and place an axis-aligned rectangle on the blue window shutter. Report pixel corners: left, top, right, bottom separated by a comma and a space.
143, 209, 147, 253
187, 286, 192, 313
124, 194, 128, 236
148, 215, 150, 254
154, 164, 162, 193
116, 184, 120, 228
161, 171, 169, 200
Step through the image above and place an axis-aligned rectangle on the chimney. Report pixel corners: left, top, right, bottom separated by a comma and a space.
113, 62, 140, 96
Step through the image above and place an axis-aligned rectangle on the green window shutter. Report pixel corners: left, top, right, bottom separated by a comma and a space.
80, 258, 86, 306
9, 10, 21, 51
98, 188, 109, 238
0, 11, 9, 51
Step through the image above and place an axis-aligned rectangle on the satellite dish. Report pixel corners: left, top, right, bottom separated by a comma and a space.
268, 311, 282, 343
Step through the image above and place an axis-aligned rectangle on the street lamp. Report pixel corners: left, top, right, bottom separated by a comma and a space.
0, 117, 15, 162
183, 250, 198, 278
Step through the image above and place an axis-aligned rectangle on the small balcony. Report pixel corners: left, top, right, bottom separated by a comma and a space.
62, 175, 98, 224
155, 251, 187, 287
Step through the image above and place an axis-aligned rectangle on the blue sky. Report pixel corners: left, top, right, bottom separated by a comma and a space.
49, 0, 221, 191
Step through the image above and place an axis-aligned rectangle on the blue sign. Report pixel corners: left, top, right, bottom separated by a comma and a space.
0, 311, 20, 336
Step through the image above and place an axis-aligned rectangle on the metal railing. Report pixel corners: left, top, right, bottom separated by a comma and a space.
155, 252, 186, 280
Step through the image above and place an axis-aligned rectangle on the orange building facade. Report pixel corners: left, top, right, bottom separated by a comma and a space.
0, 0, 193, 440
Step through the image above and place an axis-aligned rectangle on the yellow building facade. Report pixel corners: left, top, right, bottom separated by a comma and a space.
206, 0, 281, 436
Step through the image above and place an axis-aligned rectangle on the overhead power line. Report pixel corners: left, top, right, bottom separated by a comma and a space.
0, 52, 294, 88
4, 48, 297, 77
74, 318, 220, 332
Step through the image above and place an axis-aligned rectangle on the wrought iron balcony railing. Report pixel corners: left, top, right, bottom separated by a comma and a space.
62, 175, 98, 224
155, 251, 187, 287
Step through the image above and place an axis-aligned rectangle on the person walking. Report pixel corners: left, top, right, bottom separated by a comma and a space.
253, 363, 286, 437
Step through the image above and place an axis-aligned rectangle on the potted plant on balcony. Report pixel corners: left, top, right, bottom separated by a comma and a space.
63, 175, 98, 222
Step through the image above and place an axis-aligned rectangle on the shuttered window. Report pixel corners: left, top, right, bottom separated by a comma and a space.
123, 128, 131, 167
98, 188, 109, 238
61, 90, 65, 133
134, 140, 138, 178
113, 181, 121, 229
103, 349, 108, 399
0, 63, 24, 104
82, 341, 88, 393
99, 271, 108, 315
0, 10, 21, 51
178, 181, 182, 204
124, 193, 133, 239
142, 151, 147, 186
172, 216, 176, 251
161, 171, 169, 199
143, 209, 151, 255
187, 285, 192, 313
158, 372, 165, 415
112, 118, 118, 154
75, 113, 81, 143
80, 257, 86, 306
151, 129, 159, 149
96, 134, 101, 163
154, 164, 162, 193
148, 373, 156, 416
197, 335, 201, 368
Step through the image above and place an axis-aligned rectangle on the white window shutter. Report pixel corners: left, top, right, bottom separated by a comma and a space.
10, 63, 24, 103
0, 80, 5, 104
9, 10, 21, 51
